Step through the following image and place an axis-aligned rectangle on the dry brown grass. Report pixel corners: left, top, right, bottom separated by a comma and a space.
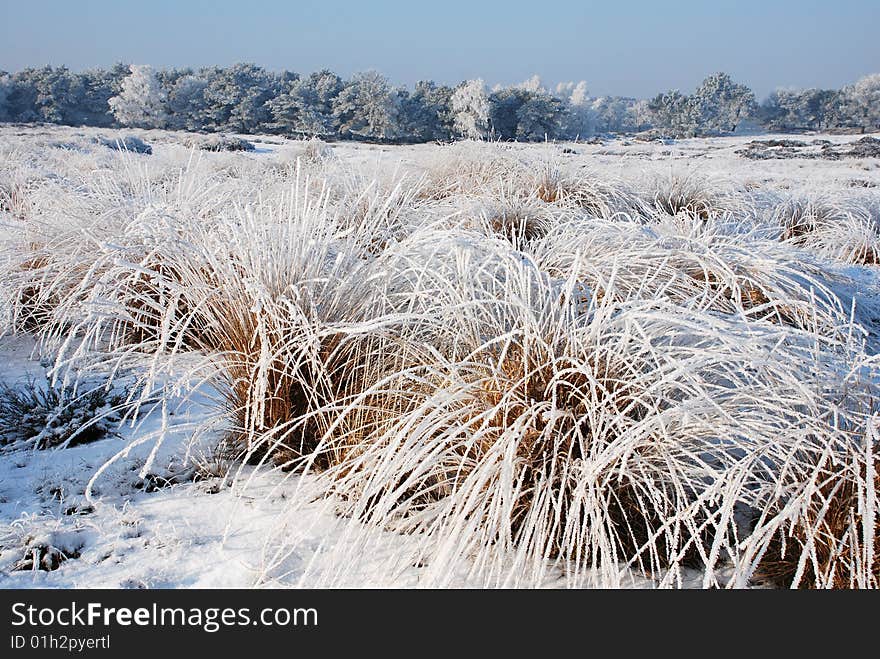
776, 199, 838, 243
533, 165, 619, 218
755, 457, 879, 589
12, 253, 57, 332
484, 201, 552, 244
651, 173, 720, 220
774, 198, 880, 267
0, 181, 31, 220
683, 266, 802, 327
417, 145, 515, 201
192, 295, 341, 469
323, 330, 724, 577
377, 332, 706, 569
850, 243, 880, 266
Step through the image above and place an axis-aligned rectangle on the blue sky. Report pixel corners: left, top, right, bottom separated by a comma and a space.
1, 0, 877, 99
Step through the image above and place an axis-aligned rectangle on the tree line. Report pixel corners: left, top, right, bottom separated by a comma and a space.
0, 64, 877, 141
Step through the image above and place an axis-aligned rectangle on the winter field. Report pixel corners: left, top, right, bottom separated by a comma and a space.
1, 124, 879, 589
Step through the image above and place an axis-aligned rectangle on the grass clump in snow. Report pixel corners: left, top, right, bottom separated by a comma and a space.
3, 127, 880, 589
750, 434, 879, 589
772, 194, 880, 266
649, 171, 726, 220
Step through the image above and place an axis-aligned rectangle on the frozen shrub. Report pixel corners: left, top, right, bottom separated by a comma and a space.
97, 134, 152, 154
747, 421, 879, 589
302, 137, 332, 162
186, 134, 255, 152
0, 180, 30, 219
532, 162, 630, 217
0, 376, 127, 451
476, 195, 555, 245
845, 136, 880, 159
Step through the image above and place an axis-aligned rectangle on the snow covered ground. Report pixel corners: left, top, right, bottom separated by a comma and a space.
1, 125, 878, 589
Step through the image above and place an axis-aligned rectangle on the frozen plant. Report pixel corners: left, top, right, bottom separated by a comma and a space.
108, 64, 168, 129
451, 79, 490, 140
0, 376, 128, 451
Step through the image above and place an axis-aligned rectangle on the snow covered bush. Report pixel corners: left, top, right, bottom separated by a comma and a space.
12, 530, 88, 572
0, 376, 127, 450
262, 226, 876, 587
186, 134, 255, 152
751, 432, 879, 589
649, 171, 725, 219
97, 134, 152, 154
774, 197, 880, 265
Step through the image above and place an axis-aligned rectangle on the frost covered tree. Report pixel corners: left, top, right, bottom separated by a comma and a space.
690, 72, 756, 135
840, 73, 880, 131
267, 76, 307, 134
395, 80, 454, 142
268, 69, 343, 136
109, 65, 168, 128
760, 88, 805, 131
72, 64, 129, 127
451, 79, 490, 140
515, 92, 564, 140
332, 71, 398, 139
759, 87, 839, 132
629, 99, 653, 132
5, 66, 86, 125
166, 74, 210, 131
200, 63, 277, 133
10, 62, 877, 141
488, 86, 528, 139
487, 77, 564, 141
0, 73, 11, 122
155, 67, 191, 94
516, 74, 544, 93
301, 69, 345, 134
648, 90, 698, 137
556, 81, 594, 138
557, 83, 648, 137
556, 80, 589, 106
590, 96, 643, 134
648, 73, 755, 137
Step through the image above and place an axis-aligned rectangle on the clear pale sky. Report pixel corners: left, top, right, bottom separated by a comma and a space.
1, 0, 877, 99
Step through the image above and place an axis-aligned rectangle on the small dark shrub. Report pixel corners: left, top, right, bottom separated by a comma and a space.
188, 135, 255, 152
98, 135, 153, 154
0, 377, 127, 450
